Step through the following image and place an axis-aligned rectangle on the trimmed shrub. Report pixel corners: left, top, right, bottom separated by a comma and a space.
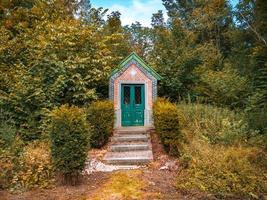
153, 98, 183, 156
86, 100, 114, 148
49, 104, 90, 185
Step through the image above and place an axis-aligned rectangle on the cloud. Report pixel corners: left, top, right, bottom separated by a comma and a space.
108, 0, 167, 27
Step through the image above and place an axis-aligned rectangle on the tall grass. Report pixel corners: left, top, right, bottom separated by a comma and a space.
177, 102, 249, 145
176, 102, 267, 199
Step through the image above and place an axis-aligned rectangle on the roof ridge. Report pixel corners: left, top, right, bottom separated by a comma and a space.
109, 52, 162, 80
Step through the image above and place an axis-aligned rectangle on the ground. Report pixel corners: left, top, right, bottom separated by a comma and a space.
1, 133, 211, 200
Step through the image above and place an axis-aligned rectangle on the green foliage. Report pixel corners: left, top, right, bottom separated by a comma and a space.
0, 135, 24, 190
246, 91, 267, 133
0, 0, 127, 133
177, 144, 267, 198
177, 102, 251, 146
151, 16, 200, 99
0, 0, 129, 190
149, 0, 266, 121
153, 98, 183, 156
0, 0, 266, 194
10, 140, 54, 190
125, 22, 153, 59
194, 63, 250, 108
0, 119, 17, 149
86, 100, 114, 148
103, 11, 131, 70
242, 0, 267, 132
176, 102, 267, 198
151, 0, 234, 102
49, 104, 90, 185
0, 123, 53, 190
0, 104, 53, 190
246, 44, 267, 133
0, 111, 21, 189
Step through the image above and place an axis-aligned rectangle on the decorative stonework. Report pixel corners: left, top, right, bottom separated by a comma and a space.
109, 59, 158, 102
109, 53, 161, 127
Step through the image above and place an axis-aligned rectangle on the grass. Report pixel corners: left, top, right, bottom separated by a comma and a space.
91, 170, 146, 200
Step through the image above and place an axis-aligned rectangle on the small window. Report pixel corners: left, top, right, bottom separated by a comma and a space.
124, 86, 130, 105
135, 86, 141, 104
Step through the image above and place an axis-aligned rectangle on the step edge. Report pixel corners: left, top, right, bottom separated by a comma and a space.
104, 157, 153, 161
110, 144, 149, 147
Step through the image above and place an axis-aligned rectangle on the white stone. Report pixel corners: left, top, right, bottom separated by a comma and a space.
83, 158, 140, 175
159, 160, 178, 171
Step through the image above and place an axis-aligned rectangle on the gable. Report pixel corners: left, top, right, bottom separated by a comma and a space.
109, 52, 162, 80
118, 64, 152, 81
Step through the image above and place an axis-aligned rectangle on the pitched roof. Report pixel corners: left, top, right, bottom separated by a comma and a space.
109, 52, 162, 80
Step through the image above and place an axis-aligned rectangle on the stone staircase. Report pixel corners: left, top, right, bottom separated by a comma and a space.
103, 127, 153, 165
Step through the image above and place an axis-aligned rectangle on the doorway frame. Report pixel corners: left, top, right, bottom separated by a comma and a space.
116, 80, 149, 127
121, 84, 145, 126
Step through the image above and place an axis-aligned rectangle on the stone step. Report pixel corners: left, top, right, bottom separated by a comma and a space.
115, 129, 147, 135
111, 141, 148, 145
112, 134, 149, 142
103, 150, 153, 165
110, 143, 149, 152
114, 127, 150, 135
113, 132, 147, 137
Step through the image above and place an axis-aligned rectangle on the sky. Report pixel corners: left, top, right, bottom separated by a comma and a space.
90, 0, 239, 27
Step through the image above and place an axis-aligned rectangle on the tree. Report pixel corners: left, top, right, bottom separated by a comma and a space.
0, 1, 115, 136
150, 0, 250, 106
103, 11, 131, 66
125, 22, 153, 59
150, 10, 200, 99
245, 0, 267, 132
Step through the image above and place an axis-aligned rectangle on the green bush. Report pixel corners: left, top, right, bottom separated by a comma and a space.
0, 136, 24, 190
176, 102, 249, 145
10, 140, 54, 190
177, 144, 267, 199
0, 136, 53, 190
194, 65, 249, 108
0, 108, 54, 190
153, 98, 183, 156
86, 100, 114, 148
176, 102, 267, 198
49, 104, 90, 185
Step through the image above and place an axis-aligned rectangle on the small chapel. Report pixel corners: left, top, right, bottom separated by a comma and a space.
109, 52, 161, 128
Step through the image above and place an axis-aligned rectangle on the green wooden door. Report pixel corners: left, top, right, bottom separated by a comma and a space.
121, 84, 145, 126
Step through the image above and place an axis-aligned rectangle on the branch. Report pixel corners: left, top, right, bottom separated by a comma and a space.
238, 11, 267, 46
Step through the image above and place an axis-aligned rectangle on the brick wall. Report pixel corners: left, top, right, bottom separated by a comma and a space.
113, 64, 153, 110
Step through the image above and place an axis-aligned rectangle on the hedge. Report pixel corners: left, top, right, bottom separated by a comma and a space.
153, 98, 183, 156
86, 100, 114, 148
49, 104, 90, 185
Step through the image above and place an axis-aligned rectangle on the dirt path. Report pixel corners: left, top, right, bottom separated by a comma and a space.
1, 133, 189, 200
1, 170, 183, 200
